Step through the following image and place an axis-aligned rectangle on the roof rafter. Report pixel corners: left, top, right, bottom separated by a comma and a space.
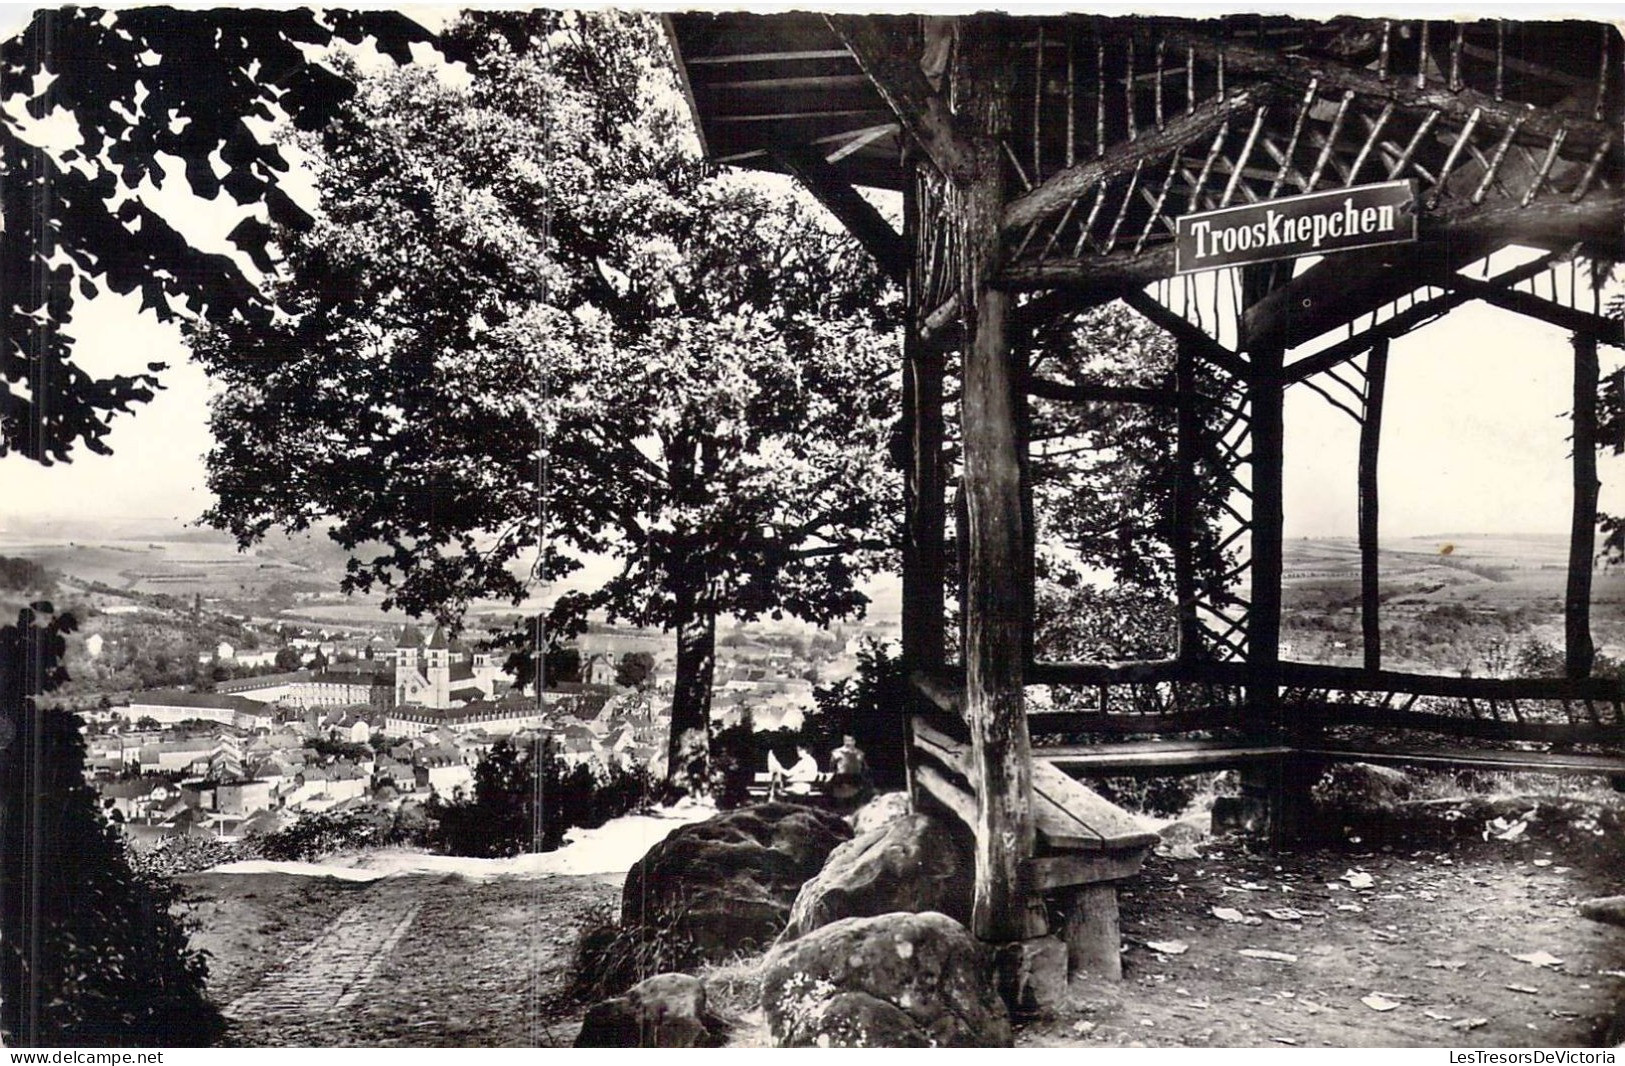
1240, 189, 1622, 350
822, 14, 975, 183
1152, 24, 1617, 155
1003, 86, 1275, 234
1282, 249, 1567, 382
1431, 270, 1625, 346
774, 146, 909, 283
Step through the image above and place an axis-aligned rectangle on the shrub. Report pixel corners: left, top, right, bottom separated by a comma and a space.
429, 739, 657, 857
1089, 774, 1203, 819
127, 835, 253, 879
1, 605, 225, 1046
255, 804, 428, 862
809, 640, 907, 787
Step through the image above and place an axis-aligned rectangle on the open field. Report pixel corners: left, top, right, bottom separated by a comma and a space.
1281, 534, 1625, 670
1284, 534, 1625, 612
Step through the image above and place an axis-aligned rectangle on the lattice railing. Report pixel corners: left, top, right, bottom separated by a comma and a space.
1191, 369, 1252, 661
1019, 659, 1625, 745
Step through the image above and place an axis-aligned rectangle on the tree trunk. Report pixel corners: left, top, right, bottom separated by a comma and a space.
667, 578, 717, 790
1359, 339, 1389, 671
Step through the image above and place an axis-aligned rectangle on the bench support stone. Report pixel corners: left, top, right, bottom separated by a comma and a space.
1062, 882, 1123, 981
994, 935, 1070, 1013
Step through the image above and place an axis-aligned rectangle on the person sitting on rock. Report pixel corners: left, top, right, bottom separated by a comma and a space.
828, 734, 872, 810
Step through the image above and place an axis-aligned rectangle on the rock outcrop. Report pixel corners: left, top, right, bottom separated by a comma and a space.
588, 802, 851, 986
1580, 895, 1625, 928
761, 911, 1011, 1048
781, 813, 971, 941
849, 791, 911, 836
574, 973, 725, 1047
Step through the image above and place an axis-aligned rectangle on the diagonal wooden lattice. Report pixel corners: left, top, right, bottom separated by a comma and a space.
1188, 368, 1253, 662
995, 18, 1622, 282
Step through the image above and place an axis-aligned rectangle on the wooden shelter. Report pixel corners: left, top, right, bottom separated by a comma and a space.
665, 13, 1625, 960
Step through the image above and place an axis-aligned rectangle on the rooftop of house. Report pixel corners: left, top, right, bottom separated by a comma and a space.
126, 689, 262, 713
217, 671, 309, 692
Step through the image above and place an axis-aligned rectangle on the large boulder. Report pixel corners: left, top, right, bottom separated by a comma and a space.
762, 911, 1011, 1047
574, 973, 725, 1048
621, 802, 852, 960
849, 791, 911, 836
781, 813, 971, 941
1156, 816, 1209, 860
1313, 762, 1412, 810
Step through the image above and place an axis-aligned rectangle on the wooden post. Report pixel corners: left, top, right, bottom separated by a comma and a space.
1246, 343, 1291, 840
1173, 337, 1203, 659
1016, 333, 1036, 669
1358, 339, 1389, 671
1568, 332, 1600, 679
902, 161, 948, 678
1063, 884, 1123, 980
902, 156, 948, 812
955, 18, 1035, 945
1248, 344, 1285, 704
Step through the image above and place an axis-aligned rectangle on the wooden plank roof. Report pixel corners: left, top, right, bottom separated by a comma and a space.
667, 14, 1620, 353
664, 13, 904, 191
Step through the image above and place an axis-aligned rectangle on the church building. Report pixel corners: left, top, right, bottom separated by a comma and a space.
393, 624, 488, 710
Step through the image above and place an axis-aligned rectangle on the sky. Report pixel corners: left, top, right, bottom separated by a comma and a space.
6, 277, 1614, 539
2, 5, 1621, 544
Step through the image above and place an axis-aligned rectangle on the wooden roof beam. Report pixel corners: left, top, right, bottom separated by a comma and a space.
774, 146, 909, 284
1155, 25, 1618, 155
1431, 270, 1625, 346
1281, 250, 1564, 383
1003, 87, 1275, 234
1003, 187, 1620, 338
823, 15, 974, 183
1118, 287, 1250, 381
684, 48, 854, 66
1028, 376, 1178, 406
1241, 189, 1623, 351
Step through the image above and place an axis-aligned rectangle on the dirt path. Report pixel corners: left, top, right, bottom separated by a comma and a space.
179, 796, 1623, 1048
223, 893, 425, 1023
181, 870, 622, 1047
1019, 796, 1625, 1048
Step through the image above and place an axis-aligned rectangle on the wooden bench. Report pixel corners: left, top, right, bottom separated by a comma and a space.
1042, 737, 1625, 780
912, 715, 1158, 980
1299, 741, 1625, 778
746, 771, 830, 802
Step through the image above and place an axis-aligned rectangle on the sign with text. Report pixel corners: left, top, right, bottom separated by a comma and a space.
1174, 180, 1417, 275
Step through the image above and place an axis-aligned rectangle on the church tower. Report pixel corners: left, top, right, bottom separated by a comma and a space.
424, 625, 451, 709
395, 624, 426, 707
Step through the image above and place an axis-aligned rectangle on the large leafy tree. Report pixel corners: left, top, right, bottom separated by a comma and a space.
193, 13, 900, 786
1, 7, 426, 464
1024, 301, 1233, 662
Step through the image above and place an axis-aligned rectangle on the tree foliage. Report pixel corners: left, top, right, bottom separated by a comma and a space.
1, 605, 224, 1046
0, 555, 53, 594
1021, 302, 1234, 663
615, 651, 655, 689
192, 12, 901, 786
1, 7, 427, 464
426, 736, 655, 857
